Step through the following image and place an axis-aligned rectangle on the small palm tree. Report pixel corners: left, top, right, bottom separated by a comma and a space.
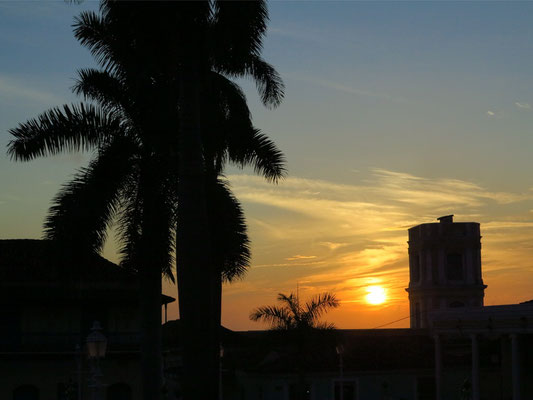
250, 292, 339, 330
251, 292, 339, 400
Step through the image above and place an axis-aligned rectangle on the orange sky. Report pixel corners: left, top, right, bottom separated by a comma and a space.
158, 169, 533, 330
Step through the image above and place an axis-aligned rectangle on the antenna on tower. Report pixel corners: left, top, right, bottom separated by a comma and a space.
296, 281, 300, 311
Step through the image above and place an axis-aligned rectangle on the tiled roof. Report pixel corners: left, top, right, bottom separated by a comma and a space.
0, 239, 134, 282
0, 239, 175, 304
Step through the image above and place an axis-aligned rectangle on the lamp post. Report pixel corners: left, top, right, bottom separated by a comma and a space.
336, 344, 344, 400
86, 321, 107, 400
219, 345, 224, 400
76, 344, 82, 400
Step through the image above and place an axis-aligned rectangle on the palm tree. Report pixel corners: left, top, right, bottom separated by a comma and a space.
250, 292, 340, 331
8, 98, 179, 400
251, 292, 339, 400
7, 80, 282, 400
8, 3, 285, 399
72, 2, 284, 398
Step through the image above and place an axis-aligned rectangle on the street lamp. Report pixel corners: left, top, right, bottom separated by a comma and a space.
87, 321, 107, 359
76, 344, 82, 400
219, 345, 224, 400
86, 321, 107, 400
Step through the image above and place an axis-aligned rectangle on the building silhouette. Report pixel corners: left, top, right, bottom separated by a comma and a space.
160, 217, 532, 400
2, 217, 533, 400
0, 239, 174, 400
406, 215, 487, 328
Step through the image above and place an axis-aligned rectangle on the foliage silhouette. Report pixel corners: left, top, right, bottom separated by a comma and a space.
8, 1, 285, 398
250, 292, 340, 331
251, 292, 339, 400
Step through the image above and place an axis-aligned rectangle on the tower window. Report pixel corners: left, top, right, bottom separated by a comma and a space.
411, 253, 420, 282
446, 253, 463, 280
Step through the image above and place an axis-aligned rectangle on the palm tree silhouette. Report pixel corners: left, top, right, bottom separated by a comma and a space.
8, 2, 284, 398
250, 292, 340, 330
73, 3, 285, 398
251, 292, 339, 400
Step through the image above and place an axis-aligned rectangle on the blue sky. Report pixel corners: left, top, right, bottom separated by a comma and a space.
2, 1, 533, 329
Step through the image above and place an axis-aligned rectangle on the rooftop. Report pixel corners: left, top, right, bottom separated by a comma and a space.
0, 239, 174, 304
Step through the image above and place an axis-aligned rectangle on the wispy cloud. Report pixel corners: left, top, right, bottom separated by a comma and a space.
320, 241, 349, 251
0, 194, 20, 202
252, 261, 326, 269
515, 102, 531, 109
0, 75, 63, 105
286, 255, 317, 261
286, 74, 407, 103
0, 2, 72, 20
229, 169, 531, 220
225, 168, 533, 328
268, 26, 331, 47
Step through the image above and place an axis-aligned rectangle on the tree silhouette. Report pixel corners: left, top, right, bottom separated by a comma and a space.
251, 292, 339, 400
8, 2, 285, 398
250, 292, 339, 330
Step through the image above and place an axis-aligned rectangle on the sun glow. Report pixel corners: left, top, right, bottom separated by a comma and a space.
365, 286, 387, 305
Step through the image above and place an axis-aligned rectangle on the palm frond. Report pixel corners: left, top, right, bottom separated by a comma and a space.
211, 0, 268, 57
227, 127, 286, 183
116, 173, 142, 273
7, 103, 120, 161
252, 291, 339, 331
44, 136, 138, 254
304, 292, 340, 322
203, 73, 285, 182
277, 292, 296, 305
74, 68, 129, 116
117, 163, 177, 282
314, 321, 336, 330
209, 72, 251, 122
219, 55, 284, 109
207, 178, 250, 283
247, 55, 285, 108
249, 305, 292, 329
202, 72, 249, 174
74, 11, 119, 73
148, 172, 178, 282
73, 9, 141, 77
277, 292, 302, 322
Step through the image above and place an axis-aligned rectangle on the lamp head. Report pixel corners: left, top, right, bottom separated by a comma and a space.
86, 320, 107, 359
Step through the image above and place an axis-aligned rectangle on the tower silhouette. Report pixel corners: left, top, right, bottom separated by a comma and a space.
406, 215, 487, 328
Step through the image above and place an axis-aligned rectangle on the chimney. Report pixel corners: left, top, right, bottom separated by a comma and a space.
437, 215, 454, 224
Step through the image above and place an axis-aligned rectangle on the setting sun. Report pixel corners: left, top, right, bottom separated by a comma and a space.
365, 286, 387, 305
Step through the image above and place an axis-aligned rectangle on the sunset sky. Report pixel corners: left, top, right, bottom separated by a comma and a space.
1, 2, 533, 330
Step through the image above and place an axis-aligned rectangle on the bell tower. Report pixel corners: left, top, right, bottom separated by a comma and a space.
406, 215, 487, 328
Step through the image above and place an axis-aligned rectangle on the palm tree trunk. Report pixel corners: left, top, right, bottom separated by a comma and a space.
139, 166, 164, 400
177, 68, 219, 400
139, 256, 162, 400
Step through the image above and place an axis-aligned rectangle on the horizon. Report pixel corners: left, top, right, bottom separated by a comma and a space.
2, 1, 533, 331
